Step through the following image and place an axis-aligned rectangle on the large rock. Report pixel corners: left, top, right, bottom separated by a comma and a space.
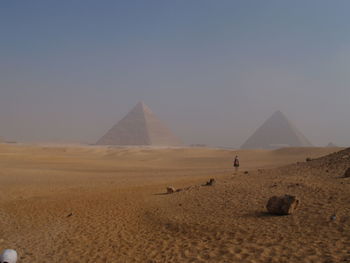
266, 195, 300, 215
343, 168, 350, 178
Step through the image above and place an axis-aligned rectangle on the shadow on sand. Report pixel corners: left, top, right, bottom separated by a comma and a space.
244, 211, 288, 218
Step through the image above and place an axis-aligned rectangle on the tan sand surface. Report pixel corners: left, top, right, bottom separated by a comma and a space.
0, 144, 349, 262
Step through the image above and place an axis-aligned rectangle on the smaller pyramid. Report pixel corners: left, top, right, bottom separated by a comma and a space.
326, 142, 337, 147
96, 102, 182, 146
241, 111, 313, 149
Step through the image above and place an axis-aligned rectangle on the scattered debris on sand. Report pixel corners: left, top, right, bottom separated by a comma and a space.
1, 144, 348, 262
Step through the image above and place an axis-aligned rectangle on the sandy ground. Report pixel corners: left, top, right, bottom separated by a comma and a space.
0, 144, 349, 262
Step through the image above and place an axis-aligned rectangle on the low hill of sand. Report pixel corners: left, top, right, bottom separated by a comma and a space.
0, 144, 348, 262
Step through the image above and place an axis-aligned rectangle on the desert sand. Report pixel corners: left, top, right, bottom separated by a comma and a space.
0, 144, 349, 262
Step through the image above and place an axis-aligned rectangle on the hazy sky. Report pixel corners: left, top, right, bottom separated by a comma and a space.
1, 1, 349, 147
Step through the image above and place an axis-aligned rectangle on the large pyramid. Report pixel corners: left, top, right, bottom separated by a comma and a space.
96, 102, 182, 146
241, 111, 313, 149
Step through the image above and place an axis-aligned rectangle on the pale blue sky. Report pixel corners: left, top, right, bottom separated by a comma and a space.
1, 1, 349, 147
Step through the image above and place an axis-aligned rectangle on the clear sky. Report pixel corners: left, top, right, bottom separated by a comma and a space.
1, 0, 349, 147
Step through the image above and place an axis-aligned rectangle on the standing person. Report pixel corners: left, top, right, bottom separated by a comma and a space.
233, 155, 240, 174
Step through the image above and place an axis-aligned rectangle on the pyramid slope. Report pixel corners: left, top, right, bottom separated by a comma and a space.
96, 102, 181, 146
142, 104, 182, 146
241, 111, 313, 149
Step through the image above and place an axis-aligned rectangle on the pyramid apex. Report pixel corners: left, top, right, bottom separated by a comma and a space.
272, 110, 285, 117
269, 111, 290, 122
134, 101, 151, 111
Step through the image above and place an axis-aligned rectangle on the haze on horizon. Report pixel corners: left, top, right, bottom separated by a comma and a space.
0, 1, 349, 148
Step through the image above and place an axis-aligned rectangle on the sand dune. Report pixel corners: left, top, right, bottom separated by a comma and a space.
0, 144, 348, 262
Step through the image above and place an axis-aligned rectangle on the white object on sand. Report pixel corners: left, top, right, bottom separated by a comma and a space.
0, 249, 18, 263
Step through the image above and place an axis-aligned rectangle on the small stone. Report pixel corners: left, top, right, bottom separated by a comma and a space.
343, 168, 350, 178
205, 178, 216, 186
166, 186, 176, 194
